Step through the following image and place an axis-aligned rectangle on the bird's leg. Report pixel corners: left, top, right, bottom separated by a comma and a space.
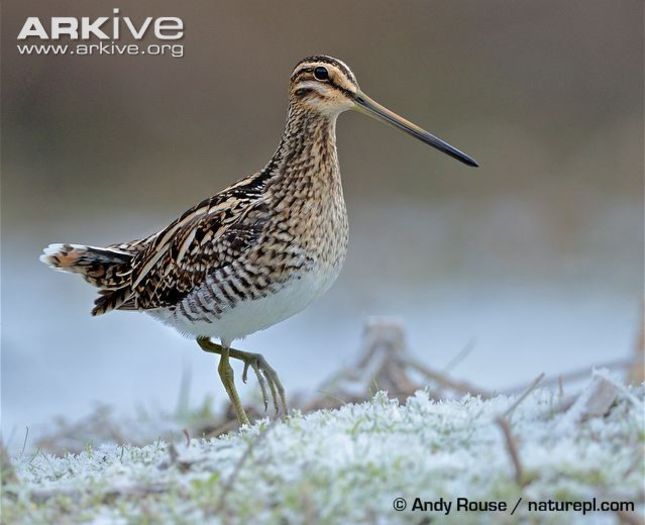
215, 343, 250, 426
197, 337, 287, 417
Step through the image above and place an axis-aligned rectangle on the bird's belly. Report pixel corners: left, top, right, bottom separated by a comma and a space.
149, 264, 341, 343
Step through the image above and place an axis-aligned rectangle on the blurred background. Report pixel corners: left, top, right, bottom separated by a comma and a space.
1, 1, 642, 443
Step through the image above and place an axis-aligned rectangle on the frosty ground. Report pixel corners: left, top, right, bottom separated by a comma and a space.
2, 371, 643, 525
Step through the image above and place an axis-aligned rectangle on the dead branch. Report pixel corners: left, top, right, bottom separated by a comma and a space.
502, 358, 633, 396
216, 419, 278, 516
495, 416, 524, 486
404, 357, 492, 398
504, 373, 545, 419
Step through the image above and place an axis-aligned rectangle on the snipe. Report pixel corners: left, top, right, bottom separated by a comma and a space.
41, 56, 478, 425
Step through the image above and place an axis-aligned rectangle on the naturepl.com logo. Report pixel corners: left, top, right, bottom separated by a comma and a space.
16, 9, 184, 58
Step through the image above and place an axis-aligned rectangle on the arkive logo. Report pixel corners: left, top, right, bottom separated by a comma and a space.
18, 9, 183, 40
16, 9, 184, 58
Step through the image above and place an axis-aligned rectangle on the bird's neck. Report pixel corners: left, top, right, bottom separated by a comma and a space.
263, 104, 340, 190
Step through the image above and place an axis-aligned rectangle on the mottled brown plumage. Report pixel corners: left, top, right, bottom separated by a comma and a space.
41, 55, 477, 425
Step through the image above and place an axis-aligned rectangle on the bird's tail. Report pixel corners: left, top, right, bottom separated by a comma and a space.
40, 243, 133, 289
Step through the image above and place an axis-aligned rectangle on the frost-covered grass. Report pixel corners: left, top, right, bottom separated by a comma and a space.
3, 375, 643, 525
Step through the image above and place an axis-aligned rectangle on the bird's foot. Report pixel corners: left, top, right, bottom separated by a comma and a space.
236, 351, 287, 416
197, 337, 287, 419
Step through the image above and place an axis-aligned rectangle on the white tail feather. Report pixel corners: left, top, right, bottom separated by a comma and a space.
40, 243, 131, 273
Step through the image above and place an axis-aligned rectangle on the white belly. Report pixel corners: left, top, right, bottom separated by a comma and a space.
147, 266, 340, 344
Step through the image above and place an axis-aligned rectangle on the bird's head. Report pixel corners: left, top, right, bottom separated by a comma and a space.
289, 55, 478, 167
290, 56, 360, 115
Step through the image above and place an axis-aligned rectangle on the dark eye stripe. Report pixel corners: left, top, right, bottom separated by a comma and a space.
293, 76, 355, 99
292, 70, 312, 83
292, 67, 356, 100
294, 87, 313, 97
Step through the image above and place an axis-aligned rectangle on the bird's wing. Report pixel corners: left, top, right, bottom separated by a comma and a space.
93, 172, 272, 314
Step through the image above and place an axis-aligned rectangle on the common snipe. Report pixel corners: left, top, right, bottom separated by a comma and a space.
41, 56, 477, 425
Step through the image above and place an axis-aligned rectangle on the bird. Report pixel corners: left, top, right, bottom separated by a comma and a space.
40, 55, 478, 426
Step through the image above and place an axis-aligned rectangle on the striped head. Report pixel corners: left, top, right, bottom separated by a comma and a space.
290, 56, 359, 115
289, 55, 478, 167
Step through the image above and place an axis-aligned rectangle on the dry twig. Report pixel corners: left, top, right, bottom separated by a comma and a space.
495, 416, 524, 486
503, 359, 632, 396
504, 373, 545, 419
216, 419, 278, 517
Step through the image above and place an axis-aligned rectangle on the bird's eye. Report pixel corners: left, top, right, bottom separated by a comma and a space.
313, 67, 329, 81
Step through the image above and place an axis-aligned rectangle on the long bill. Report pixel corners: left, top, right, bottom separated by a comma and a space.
353, 91, 478, 167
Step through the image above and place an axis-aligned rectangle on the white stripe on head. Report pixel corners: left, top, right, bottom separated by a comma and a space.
293, 80, 327, 95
